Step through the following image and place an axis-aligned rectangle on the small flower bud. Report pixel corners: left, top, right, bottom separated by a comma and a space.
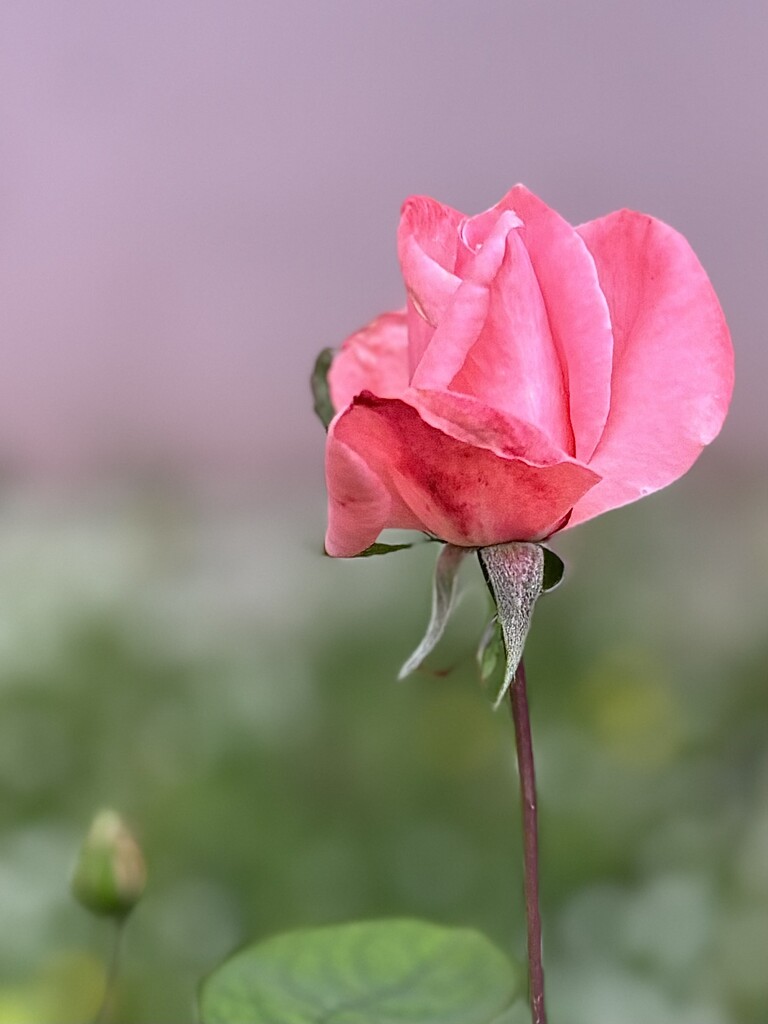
71, 810, 147, 919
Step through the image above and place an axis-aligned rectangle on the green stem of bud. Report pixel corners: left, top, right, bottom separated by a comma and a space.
93, 919, 126, 1024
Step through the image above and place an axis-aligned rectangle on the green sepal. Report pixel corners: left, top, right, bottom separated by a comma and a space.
323, 537, 439, 558
399, 544, 468, 678
478, 542, 544, 708
351, 540, 415, 557
477, 542, 567, 706
477, 617, 504, 686
310, 347, 335, 430
541, 547, 565, 592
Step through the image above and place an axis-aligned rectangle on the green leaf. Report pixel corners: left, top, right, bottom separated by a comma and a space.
541, 547, 565, 592
399, 544, 468, 679
199, 919, 522, 1024
311, 347, 336, 430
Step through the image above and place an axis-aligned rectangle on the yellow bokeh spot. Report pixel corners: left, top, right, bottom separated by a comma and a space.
0, 950, 105, 1024
582, 647, 684, 771
0, 989, 45, 1024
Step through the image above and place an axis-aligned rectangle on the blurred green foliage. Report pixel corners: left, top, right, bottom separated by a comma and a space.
0, 463, 766, 1023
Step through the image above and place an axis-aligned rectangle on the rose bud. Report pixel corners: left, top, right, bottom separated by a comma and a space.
71, 810, 147, 919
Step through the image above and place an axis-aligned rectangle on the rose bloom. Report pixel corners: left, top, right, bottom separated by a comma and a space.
324, 186, 733, 557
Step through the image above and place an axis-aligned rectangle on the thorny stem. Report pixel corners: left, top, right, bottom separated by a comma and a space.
509, 658, 547, 1024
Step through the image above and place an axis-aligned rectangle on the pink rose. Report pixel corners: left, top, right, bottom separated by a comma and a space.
324, 185, 733, 557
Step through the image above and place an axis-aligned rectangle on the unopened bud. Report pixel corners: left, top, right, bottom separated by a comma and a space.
71, 810, 147, 918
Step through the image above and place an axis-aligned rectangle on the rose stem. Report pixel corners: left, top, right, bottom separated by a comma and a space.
509, 657, 547, 1024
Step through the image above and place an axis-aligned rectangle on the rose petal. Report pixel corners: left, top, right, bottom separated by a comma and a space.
328, 310, 410, 413
405, 295, 435, 382
457, 205, 522, 269
397, 196, 463, 374
409, 387, 578, 467
328, 392, 600, 551
569, 209, 734, 526
448, 228, 572, 452
325, 427, 423, 557
411, 209, 544, 393
498, 185, 614, 462
410, 278, 489, 389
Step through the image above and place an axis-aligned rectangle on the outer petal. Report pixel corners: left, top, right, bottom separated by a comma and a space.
325, 426, 423, 557
397, 196, 463, 374
498, 185, 614, 462
328, 392, 600, 552
410, 388, 576, 467
569, 209, 734, 526
328, 310, 410, 413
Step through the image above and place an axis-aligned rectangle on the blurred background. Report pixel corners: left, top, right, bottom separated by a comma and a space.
0, 2, 766, 1022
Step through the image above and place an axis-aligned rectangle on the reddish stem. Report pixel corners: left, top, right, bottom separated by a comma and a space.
509, 658, 547, 1024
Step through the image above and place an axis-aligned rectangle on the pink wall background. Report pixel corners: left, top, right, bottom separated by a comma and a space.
0, 1, 764, 482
